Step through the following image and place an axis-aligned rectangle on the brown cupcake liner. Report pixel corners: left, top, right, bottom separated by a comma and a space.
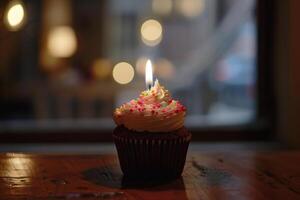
113, 127, 191, 179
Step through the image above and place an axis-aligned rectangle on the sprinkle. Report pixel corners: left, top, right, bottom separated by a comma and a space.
130, 109, 133, 112
137, 100, 143, 105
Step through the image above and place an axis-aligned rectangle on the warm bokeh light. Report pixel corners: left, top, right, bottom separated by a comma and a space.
141, 19, 163, 46
47, 26, 77, 58
176, 0, 205, 18
4, 1, 26, 31
152, 0, 172, 16
155, 58, 175, 80
113, 62, 135, 84
92, 59, 112, 80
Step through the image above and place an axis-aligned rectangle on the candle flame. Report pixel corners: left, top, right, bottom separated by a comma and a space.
145, 59, 153, 90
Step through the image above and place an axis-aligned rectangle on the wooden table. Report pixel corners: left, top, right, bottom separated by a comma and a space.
0, 151, 300, 200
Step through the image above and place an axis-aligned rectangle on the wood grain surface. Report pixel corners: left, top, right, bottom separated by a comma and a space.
0, 151, 300, 199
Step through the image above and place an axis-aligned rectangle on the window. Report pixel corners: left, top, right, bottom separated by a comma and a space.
0, 0, 268, 138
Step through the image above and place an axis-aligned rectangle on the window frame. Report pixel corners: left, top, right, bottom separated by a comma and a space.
0, 0, 276, 143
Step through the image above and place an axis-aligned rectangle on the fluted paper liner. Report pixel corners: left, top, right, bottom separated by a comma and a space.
113, 126, 191, 179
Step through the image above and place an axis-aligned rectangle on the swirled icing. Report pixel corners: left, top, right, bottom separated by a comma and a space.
113, 80, 186, 132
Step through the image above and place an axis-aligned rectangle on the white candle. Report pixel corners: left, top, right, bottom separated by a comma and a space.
145, 59, 153, 90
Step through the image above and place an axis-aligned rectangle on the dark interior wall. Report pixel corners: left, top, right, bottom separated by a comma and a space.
275, 0, 300, 147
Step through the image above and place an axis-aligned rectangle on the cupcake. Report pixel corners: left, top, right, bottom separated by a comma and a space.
113, 80, 191, 179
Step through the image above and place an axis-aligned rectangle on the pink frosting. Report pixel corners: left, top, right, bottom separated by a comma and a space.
113, 80, 186, 132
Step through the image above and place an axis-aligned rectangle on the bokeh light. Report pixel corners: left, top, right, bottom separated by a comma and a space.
175, 0, 205, 18
92, 59, 112, 80
4, 1, 26, 31
155, 58, 175, 80
47, 26, 77, 58
152, 0, 172, 16
140, 19, 163, 46
113, 62, 135, 84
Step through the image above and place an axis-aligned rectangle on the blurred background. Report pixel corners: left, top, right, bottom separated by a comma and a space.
0, 0, 257, 132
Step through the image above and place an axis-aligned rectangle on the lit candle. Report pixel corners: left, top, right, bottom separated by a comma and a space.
145, 59, 153, 90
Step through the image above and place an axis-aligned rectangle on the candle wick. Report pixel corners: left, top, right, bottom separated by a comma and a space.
148, 84, 151, 90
